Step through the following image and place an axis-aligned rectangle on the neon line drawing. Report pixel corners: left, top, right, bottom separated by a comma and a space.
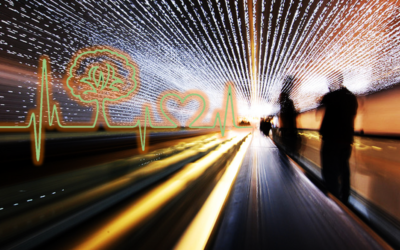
0, 46, 251, 166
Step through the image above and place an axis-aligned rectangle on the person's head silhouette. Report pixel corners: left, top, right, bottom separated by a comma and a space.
280, 76, 295, 104
281, 75, 295, 94
327, 71, 344, 91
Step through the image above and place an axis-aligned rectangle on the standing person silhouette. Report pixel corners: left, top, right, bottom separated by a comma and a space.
279, 76, 299, 155
263, 117, 272, 137
319, 72, 358, 204
260, 117, 265, 132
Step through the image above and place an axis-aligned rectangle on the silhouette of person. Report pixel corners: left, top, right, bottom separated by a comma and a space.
263, 117, 272, 136
319, 72, 358, 204
279, 76, 299, 155
260, 117, 265, 132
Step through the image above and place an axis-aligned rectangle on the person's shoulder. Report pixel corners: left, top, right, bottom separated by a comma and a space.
321, 91, 333, 103
340, 87, 357, 99
340, 87, 354, 94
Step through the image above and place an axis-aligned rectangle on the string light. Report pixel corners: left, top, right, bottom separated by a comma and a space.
0, 0, 398, 122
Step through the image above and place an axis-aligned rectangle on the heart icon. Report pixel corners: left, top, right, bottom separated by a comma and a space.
159, 93, 207, 128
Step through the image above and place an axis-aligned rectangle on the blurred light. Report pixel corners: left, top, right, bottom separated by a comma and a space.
0, 1, 398, 125
75, 133, 246, 250
175, 134, 252, 250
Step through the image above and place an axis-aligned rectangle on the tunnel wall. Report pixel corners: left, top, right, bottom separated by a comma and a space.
294, 85, 400, 223
296, 130, 400, 224
296, 84, 400, 136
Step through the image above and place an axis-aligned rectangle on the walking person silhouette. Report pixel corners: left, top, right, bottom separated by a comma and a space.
318, 72, 358, 204
279, 76, 300, 156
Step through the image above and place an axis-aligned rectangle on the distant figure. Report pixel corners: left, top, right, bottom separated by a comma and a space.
319, 72, 358, 204
263, 117, 272, 136
260, 117, 271, 136
279, 76, 299, 155
260, 117, 265, 131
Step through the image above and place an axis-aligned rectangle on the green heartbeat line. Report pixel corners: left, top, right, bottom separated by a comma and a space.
0, 48, 250, 166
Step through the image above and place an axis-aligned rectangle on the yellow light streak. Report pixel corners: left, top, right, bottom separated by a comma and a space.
372, 146, 382, 151
0, 134, 218, 242
174, 133, 252, 250
75, 133, 248, 250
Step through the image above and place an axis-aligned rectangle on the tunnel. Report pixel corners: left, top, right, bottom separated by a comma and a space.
0, 0, 399, 249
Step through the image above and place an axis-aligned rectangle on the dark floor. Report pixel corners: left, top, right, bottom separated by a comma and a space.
212, 131, 383, 250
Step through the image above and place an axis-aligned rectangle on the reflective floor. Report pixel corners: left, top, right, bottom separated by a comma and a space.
297, 130, 400, 221
0, 130, 394, 249
214, 131, 384, 250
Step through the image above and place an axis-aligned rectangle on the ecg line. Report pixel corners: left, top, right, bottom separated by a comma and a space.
0, 57, 250, 166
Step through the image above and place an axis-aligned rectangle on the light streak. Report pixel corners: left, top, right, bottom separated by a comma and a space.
174, 133, 252, 250
75, 132, 248, 250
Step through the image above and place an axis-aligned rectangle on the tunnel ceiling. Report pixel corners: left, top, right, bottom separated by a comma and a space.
0, 0, 399, 124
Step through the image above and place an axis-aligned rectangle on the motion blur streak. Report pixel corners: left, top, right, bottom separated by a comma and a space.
325, 193, 392, 250
175, 134, 252, 250
296, 130, 400, 222
0, 133, 217, 245
75, 132, 248, 250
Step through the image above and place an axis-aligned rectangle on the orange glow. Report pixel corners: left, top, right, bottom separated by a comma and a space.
174, 134, 252, 250
75, 132, 248, 250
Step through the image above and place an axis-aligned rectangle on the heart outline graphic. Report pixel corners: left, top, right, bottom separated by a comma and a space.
159, 93, 207, 128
